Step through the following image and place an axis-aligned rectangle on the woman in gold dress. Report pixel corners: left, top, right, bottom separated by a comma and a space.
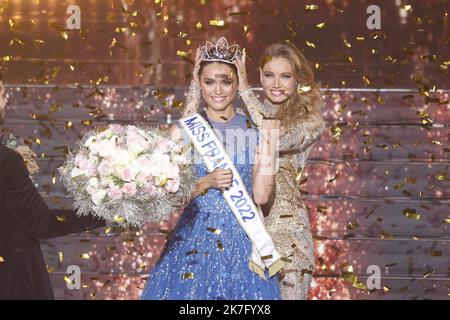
182, 41, 325, 299
234, 42, 326, 300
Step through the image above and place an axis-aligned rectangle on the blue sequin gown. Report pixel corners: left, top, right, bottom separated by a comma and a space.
141, 112, 281, 300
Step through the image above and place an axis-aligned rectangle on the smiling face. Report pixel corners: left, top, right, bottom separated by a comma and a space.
260, 56, 298, 105
199, 62, 238, 112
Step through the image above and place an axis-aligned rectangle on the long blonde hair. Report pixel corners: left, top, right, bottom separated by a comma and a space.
259, 42, 323, 129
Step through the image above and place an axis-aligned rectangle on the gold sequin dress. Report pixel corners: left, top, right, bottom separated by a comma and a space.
239, 88, 325, 300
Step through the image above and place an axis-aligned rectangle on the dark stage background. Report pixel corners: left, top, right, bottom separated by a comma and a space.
0, 0, 449, 299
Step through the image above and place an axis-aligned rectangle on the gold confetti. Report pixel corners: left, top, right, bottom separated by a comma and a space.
113, 215, 126, 223
176, 50, 189, 58
60, 31, 68, 40
328, 174, 339, 183
261, 255, 273, 260
403, 208, 420, 220
346, 221, 360, 230
115, 27, 128, 33
305, 40, 316, 48
159, 177, 169, 187
343, 38, 352, 48
195, 22, 203, 29
64, 276, 73, 284
423, 270, 434, 278
402, 4, 412, 11
305, 5, 319, 11
0, 256, 4, 263
340, 264, 367, 290
380, 231, 396, 240
183, 272, 194, 280
81, 253, 90, 259
207, 227, 221, 235
186, 249, 199, 256
430, 250, 441, 257
209, 20, 225, 27
298, 85, 312, 93
281, 257, 292, 263
316, 22, 326, 29
295, 168, 303, 181
59, 252, 64, 263
217, 240, 224, 251
317, 205, 328, 215
56, 215, 66, 222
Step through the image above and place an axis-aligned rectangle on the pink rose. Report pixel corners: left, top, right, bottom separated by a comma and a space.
87, 163, 97, 176
109, 124, 123, 135
98, 160, 113, 176
74, 154, 88, 167
165, 179, 180, 193
121, 182, 137, 196
120, 168, 133, 181
108, 188, 123, 200
144, 182, 156, 195
158, 139, 172, 154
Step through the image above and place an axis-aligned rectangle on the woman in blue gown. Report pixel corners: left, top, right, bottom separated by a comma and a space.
141, 40, 281, 300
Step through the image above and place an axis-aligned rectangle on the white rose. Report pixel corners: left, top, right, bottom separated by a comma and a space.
70, 167, 85, 178
135, 173, 147, 187
91, 189, 107, 205
86, 177, 99, 195
112, 149, 132, 166
84, 136, 96, 148
99, 175, 114, 187
98, 139, 116, 159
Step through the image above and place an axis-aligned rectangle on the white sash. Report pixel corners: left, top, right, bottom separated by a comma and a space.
179, 113, 283, 279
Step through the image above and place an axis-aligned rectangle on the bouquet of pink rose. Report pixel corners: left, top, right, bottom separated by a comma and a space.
59, 124, 197, 227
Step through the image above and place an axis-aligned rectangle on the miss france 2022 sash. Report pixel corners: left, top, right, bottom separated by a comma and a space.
178, 112, 284, 279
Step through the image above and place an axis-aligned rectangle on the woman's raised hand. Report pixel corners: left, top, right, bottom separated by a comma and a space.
192, 47, 202, 86
234, 50, 249, 91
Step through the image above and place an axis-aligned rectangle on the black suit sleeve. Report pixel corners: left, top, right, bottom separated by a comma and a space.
1, 150, 105, 240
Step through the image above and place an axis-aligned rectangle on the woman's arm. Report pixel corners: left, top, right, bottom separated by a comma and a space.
252, 120, 280, 205
182, 48, 202, 118
234, 52, 271, 128
278, 110, 325, 152
182, 80, 201, 118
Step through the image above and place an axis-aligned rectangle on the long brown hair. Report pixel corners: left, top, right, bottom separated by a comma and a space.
259, 42, 323, 129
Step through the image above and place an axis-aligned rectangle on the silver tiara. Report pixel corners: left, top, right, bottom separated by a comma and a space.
200, 37, 242, 64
